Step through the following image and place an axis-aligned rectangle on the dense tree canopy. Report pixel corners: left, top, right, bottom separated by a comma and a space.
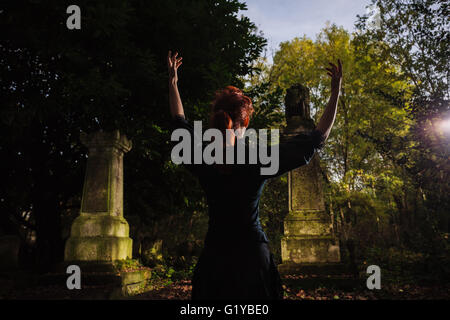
0, 0, 266, 269
355, 0, 449, 240
253, 14, 448, 268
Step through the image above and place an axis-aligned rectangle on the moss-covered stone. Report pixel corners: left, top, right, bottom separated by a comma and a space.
69, 214, 130, 237
120, 269, 151, 286
64, 130, 135, 263
281, 84, 340, 265
281, 235, 340, 264
65, 236, 132, 261
40, 259, 152, 299
284, 216, 332, 236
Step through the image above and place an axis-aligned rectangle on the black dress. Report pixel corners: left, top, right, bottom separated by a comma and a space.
171, 115, 325, 300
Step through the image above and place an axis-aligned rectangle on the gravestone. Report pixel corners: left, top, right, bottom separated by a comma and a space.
278, 84, 340, 274
57, 130, 151, 298
65, 130, 133, 261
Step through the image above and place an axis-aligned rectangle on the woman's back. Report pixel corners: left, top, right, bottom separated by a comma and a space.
171, 114, 326, 299
197, 163, 269, 244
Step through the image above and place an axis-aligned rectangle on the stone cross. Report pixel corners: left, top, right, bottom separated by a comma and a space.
65, 130, 133, 261
279, 84, 340, 272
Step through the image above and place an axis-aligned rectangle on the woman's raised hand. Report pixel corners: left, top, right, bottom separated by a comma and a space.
326, 59, 343, 93
167, 50, 183, 84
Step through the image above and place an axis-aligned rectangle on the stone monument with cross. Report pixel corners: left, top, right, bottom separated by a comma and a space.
278, 84, 340, 274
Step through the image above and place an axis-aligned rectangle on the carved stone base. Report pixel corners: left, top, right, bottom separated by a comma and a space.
278, 262, 360, 290
38, 260, 151, 299
278, 261, 348, 275
281, 235, 340, 264
65, 236, 132, 261
65, 213, 132, 261
68, 214, 131, 237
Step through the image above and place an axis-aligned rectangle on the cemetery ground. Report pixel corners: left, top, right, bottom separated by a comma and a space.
1, 263, 449, 300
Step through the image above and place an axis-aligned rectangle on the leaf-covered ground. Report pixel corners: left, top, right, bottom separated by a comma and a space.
131, 275, 450, 300
2, 272, 448, 300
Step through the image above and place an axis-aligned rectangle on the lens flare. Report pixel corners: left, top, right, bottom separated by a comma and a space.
438, 118, 450, 132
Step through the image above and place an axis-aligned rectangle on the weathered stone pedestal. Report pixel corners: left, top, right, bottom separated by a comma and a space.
278, 84, 341, 276
65, 130, 133, 261
61, 130, 149, 298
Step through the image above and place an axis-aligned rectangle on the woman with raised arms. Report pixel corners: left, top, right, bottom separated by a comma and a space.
167, 50, 342, 300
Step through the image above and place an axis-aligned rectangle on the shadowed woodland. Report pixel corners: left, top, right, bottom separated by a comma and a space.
1, 0, 449, 299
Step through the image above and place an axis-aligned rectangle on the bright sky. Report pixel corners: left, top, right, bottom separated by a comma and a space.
239, 0, 373, 62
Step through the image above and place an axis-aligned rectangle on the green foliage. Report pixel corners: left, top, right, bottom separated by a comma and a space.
355, 0, 449, 242
356, 0, 449, 106
114, 259, 144, 272
362, 242, 450, 285
151, 257, 197, 283
263, 19, 449, 281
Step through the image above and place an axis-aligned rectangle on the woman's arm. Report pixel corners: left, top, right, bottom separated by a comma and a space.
167, 50, 184, 118
316, 59, 343, 141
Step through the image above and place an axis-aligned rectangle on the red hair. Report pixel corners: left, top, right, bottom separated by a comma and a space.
209, 86, 254, 134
